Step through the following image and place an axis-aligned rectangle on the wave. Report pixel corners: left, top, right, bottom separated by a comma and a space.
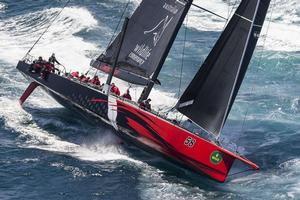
0, 97, 139, 164
0, 6, 98, 69
129, 0, 300, 52
262, 22, 300, 52
228, 158, 300, 199
51, 162, 87, 178
0, 97, 210, 199
0, 3, 5, 12
272, 0, 300, 24
188, 0, 300, 52
137, 164, 209, 200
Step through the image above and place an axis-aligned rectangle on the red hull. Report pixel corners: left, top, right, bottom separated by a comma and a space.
115, 100, 258, 182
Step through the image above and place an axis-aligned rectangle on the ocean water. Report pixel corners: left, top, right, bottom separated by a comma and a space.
0, 0, 300, 199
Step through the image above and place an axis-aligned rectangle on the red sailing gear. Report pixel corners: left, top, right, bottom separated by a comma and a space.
90, 76, 101, 85
111, 85, 120, 95
71, 71, 79, 78
122, 93, 132, 100
81, 76, 90, 83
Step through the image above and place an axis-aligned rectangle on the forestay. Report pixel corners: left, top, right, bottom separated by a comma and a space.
91, 0, 191, 85
177, 0, 271, 136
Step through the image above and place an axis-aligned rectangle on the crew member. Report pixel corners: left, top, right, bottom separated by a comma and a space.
29, 56, 45, 73
110, 83, 120, 95
70, 71, 80, 79
40, 63, 53, 80
140, 98, 151, 111
81, 76, 90, 83
90, 75, 101, 85
79, 74, 86, 81
121, 89, 132, 100
48, 53, 61, 65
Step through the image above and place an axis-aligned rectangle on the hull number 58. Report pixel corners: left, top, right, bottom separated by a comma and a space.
184, 137, 196, 148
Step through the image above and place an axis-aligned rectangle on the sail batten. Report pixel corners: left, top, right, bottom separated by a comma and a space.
91, 0, 191, 85
177, 0, 271, 136
234, 13, 254, 22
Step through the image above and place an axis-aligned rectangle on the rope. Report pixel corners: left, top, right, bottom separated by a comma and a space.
22, 0, 71, 60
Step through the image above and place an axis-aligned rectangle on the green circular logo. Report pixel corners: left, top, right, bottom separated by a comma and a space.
210, 151, 223, 165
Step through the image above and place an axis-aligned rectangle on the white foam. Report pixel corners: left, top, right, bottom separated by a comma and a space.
0, 97, 140, 164
0, 6, 99, 70
261, 22, 300, 52
291, 98, 299, 113
0, 3, 6, 11
187, 0, 231, 31
279, 158, 300, 170
192, 0, 300, 52
51, 162, 87, 178
272, 0, 300, 24
137, 164, 208, 200
232, 159, 300, 199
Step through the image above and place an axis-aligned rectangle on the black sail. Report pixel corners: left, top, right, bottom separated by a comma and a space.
91, 0, 192, 85
177, 0, 271, 136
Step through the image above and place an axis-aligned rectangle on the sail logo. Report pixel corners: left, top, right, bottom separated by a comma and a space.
210, 151, 223, 165
144, 16, 173, 47
184, 136, 196, 148
128, 44, 152, 66
163, 3, 179, 14
134, 44, 152, 60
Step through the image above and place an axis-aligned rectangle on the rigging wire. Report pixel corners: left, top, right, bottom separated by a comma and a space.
105, 0, 131, 52
157, 13, 191, 115
192, 3, 227, 20
239, 0, 276, 135
171, 14, 189, 122
22, 0, 71, 60
224, 0, 239, 29
177, 15, 189, 99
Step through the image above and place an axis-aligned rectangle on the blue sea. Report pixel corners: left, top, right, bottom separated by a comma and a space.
0, 0, 300, 199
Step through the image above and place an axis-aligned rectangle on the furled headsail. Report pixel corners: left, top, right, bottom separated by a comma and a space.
91, 0, 192, 85
177, 0, 271, 136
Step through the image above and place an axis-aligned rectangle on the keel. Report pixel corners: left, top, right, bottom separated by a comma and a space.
19, 82, 39, 106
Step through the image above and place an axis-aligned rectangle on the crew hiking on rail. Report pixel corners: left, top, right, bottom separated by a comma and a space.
30, 55, 151, 107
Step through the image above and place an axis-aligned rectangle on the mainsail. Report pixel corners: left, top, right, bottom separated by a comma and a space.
177, 0, 271, 136
91, 0, 192, 85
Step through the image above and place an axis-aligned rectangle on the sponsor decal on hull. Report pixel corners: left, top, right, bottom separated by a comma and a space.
108, 95, 118, 130
210, 151, 223, 165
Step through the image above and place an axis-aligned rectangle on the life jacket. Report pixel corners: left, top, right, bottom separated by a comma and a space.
71, 71, 79, 78
33, 63, 43, 69
111, 85, 120, 95
122, 93, 132, 100
90, 77, 101, 85
81, 77, 90, 83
